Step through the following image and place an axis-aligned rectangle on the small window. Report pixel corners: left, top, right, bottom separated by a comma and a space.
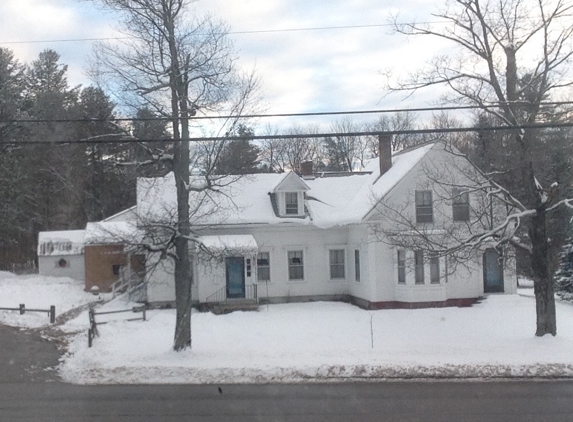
414, 250, 424, 284
430, 256, 440, 284
285, 192, 299, 215
112, 264, 123, 276
453, 189, 470, 221
415, 190, 433, 223
329, 249, 345, 279
397, 250, 406, 284
354, 249, 361, 282
257, 252, 270, 282
288, 250, 304, 280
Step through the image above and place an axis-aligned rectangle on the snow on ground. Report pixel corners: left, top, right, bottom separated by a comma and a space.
59, 293, 573, 384
0, 272, 106, 328
2, 272, 573, 384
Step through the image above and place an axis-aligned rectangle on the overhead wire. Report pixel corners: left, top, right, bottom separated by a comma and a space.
4, 121, 573, 145
0, 21, 449, 45
2, 101, 573, 124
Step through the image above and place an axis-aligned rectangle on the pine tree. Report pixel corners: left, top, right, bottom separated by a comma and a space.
556, 235, 573, 302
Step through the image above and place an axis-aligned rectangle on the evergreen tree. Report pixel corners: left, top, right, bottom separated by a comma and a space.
556, 236, 573, 302
214, 125, 260, 175
76, 86, 134, 221
322, 136, 348, 171
0, 48, 29, 268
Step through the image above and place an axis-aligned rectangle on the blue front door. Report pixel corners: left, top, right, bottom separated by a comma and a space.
483, 249, 504, 293
226, 257, 245, 299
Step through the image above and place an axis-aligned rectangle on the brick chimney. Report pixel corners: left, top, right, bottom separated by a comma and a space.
378, 134, 393, 176
300, 161, 314, 178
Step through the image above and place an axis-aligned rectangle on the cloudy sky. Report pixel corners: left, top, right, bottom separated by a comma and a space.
0, 0, 451, 129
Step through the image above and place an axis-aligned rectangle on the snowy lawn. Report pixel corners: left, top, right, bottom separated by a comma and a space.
0, 271, 107, 328
60, 293, 573, 384
2, 271, 572, 384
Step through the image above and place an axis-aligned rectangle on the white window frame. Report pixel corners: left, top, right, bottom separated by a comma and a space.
256, 251, 271, 282
285, 192, 299, 215
287, 250, 305, 281
430, 255, 440, 284
415, 190, 433, 223
397, 250, 406, 284
452, 189, 470, 222
329, 249, 346, 280
414, 250, 425, 284
354, 249, 361, 282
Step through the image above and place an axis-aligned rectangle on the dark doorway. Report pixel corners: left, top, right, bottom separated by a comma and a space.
483, 248, 504, 293
226, 257, 245, 299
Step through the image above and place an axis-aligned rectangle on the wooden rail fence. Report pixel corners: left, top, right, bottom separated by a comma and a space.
88, 305, 146, 348
0, 304, 56, 323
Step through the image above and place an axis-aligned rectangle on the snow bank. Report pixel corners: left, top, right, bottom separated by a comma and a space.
3, 271, 571, 384
60, 295, 573, 384
0, 273, 104, 328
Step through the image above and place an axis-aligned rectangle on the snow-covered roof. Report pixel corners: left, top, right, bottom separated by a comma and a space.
102, 206, 137, 222
38, 230, 85, 256
137, 143, 436, 229
84, 221, 141, 245
270, 171, 310, 192
197, 235, 258, 253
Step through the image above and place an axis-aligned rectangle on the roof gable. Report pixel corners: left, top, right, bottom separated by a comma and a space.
271, 171, 310, 193
136, 144, 440, 229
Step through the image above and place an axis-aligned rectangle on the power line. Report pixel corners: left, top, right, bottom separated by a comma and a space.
0, 21, 448, 45
4, 121, 572, 145
3, 102, 573, 124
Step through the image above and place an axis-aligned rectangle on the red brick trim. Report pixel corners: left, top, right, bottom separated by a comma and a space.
353, 297, 479, 310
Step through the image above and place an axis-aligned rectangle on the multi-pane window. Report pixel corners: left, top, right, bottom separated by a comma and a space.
257, 252, 270, 282
452, 189, 470, 221
329, 249, 345, 279
414, 250, 425, 284
354, 249, 361, 282
285, 192, 299, 215
397, 250, 406, 284
415, 190, 433, 223
288, 250, 304, 280
430, 256, 440, 284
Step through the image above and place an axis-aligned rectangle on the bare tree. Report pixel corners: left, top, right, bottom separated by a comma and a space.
325, 118, 365, 171
389, 0, 573, 336
367, 110, 421, 152
258, 124, 322, 173
90, 0, 259, 350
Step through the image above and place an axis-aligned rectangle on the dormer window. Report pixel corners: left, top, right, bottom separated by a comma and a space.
285, 192, 299, 215
270, 171, 309, 218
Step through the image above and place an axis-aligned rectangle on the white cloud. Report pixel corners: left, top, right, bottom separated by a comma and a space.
0, 0, 450, 128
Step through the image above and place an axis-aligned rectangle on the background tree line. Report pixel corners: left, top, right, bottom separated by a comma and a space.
2, 46, 572, 281
0, 48, 169, 270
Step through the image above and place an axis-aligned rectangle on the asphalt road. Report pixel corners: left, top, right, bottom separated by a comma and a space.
1, 325, 573, 421
0, 325, 61, 383
2, 381, 573, 421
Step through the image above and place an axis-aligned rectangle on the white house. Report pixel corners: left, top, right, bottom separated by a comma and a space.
38, 206, 142, 292
138, 139, 517, 309
38, 230, 86, 281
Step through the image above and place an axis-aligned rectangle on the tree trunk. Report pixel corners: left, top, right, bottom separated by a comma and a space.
164, 5, 192, 351
529, 209, 557, 336
173, 85, 192, 351
173, 149, 192, 350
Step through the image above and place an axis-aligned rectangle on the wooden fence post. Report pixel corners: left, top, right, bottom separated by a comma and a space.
88, 328, 93, 348
50, 306, 56, 324
19, 304, 25, 315
88, 306, 98, 337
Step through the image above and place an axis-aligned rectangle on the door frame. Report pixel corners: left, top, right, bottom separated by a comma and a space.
483, 248, 504, 293
225, 256, 246, 299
